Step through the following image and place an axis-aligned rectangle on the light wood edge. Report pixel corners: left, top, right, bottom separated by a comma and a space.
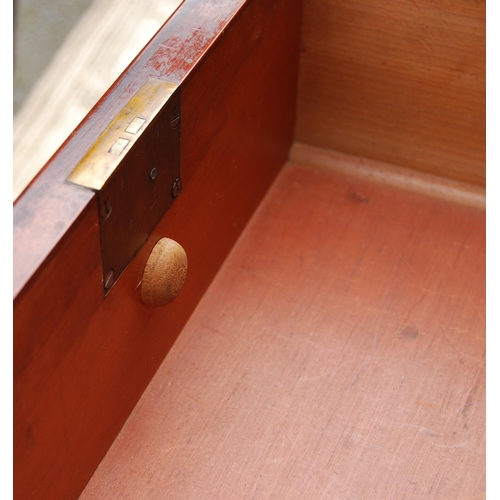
13, 0, 183, 202
289, 142, 485, 211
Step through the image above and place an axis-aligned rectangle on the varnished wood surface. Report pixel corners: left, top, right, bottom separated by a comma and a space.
14, 1, 302, 498
296, 0, 485, 186
81, 162, 485, 499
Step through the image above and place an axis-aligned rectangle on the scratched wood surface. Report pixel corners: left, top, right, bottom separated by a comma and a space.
80, 161, 485, 499
296, 0, 485, 186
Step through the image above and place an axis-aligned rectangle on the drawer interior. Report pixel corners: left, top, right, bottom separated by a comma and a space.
80, 154, 485, 498
13, 0, 485, 498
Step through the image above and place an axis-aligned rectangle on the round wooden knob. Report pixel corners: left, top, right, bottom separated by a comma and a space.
141, 238, 187, 307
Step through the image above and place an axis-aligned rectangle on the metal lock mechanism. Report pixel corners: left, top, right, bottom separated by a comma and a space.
67, 78, 181, 294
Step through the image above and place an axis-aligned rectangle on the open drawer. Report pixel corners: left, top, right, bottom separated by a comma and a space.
13, 0, 485, 498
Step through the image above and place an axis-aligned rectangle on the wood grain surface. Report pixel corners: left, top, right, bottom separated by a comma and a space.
81, 162, 485, 499
296, 0, 485, 186
14, 0, 302, 498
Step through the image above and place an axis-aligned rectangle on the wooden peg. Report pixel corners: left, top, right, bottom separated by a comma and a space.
141, 238, 187, 307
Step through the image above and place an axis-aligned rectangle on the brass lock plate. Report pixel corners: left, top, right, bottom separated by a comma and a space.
67, 78, 181, 294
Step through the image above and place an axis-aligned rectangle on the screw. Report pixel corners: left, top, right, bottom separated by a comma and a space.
171, 107, 180, 129
171, 117, 180, 129
172, 177, 182, 198
149, 167, 158, 181
104, 269, 115, 290
101, 197, 113, 220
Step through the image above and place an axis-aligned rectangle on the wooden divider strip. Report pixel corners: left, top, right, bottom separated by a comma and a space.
290, 142, 485, 210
